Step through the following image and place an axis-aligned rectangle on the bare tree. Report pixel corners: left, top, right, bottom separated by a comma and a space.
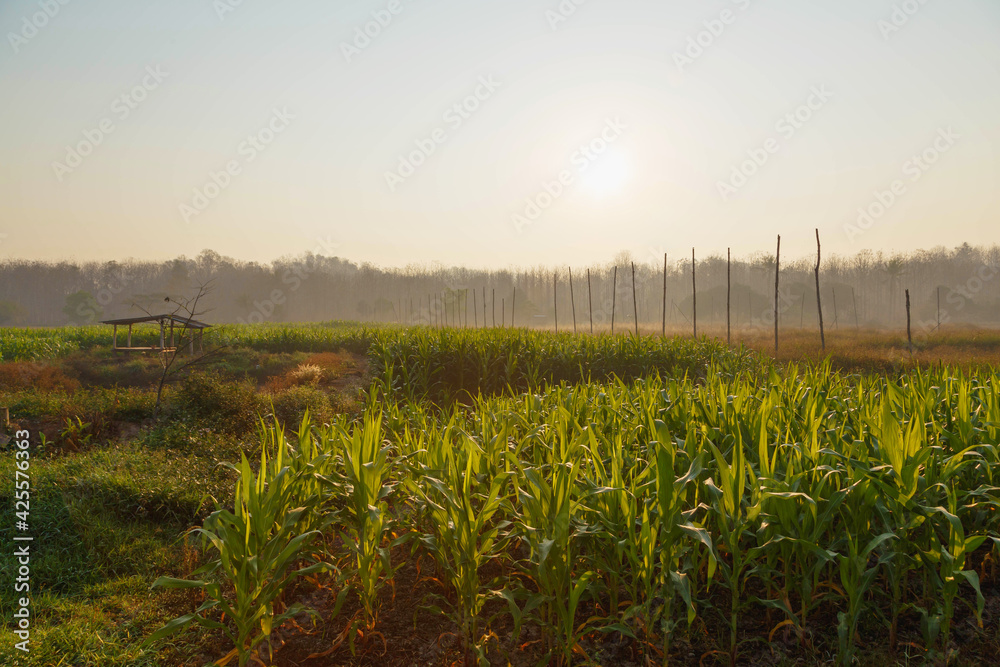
134, 281, 224, 419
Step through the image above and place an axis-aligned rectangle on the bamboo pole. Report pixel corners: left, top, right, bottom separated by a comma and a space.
587, 269, 594, 334
906, 289, 913, 355
937, 286, 941, 330
727, 248, 732, 346
852, 286, 860, 331
662, 253, 667, 337
631, 262, 639, 337
691, 248, 697, 338
553, 272, 558, 334
611, 266, 617, 335
815, 229, 825, 351
774, 235, 781, 353
832, 288, 839, 330
569, 268, 578, 334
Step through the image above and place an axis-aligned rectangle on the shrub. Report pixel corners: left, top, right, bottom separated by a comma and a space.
174, 373, 263, 435
267, 384, 333, 427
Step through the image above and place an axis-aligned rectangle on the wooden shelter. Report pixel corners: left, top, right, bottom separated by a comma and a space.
100, 314, 211, 355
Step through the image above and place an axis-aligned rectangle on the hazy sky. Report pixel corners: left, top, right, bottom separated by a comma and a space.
1, 0, 998, 268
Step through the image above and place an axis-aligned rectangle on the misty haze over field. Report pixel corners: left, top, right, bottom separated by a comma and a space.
2, 243, 997, 334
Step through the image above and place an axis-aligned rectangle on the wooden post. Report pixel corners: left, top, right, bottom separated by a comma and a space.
492, 289, 496, 328
482, 287, 486, 329
662, 253, 667, 337
569, 268, 578, 334
852, 286, 860, 331
553, 272, 558, 334
127, 324, 133, 349
502, 299, 505, 329
774, 235, 781, 353
832, 288, 839, 330
691, 248, 697, 339
465, 290, 469, 329
814, 229, 825, 352
727, 248, 732, 346
159, 320, 165, 350
512, 287, 516, 328
937, 286, 941, 330
1, 406, 9, 430
112, 324, 118, 350
631, 262, 639, 337
906, 289, 913, 355
611, 266, 617, 335
587, 269, 594, 335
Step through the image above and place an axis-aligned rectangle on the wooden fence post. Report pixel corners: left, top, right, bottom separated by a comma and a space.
692, 248, 697, 338
774, 235, 781, 353
611, 266, 618, 335
631, 262, 639, 337
815, 229, 825, 351
727, 248, 732, 346
553, 273, 558, 334
906, 289, 913, 355
569, 268, 578, 334
662, 253, 668, 337
587, 269, 594, 334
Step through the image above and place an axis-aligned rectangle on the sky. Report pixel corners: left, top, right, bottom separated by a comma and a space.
1, 0, 998, 269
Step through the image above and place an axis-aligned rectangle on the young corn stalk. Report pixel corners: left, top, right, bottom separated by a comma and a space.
144, 448, 330, 666
328, 412, 403, 654
411, 429, 513, 666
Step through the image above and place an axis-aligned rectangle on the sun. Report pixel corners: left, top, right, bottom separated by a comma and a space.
579, 151, 630, 198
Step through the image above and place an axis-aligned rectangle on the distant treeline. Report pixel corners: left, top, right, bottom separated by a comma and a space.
1, 244, 998, 331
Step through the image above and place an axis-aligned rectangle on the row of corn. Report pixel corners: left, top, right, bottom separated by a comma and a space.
148, 363, 1000, 665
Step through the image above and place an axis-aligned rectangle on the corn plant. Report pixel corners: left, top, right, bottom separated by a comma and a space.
410, 428, 513, 665
144, 448, 329, 666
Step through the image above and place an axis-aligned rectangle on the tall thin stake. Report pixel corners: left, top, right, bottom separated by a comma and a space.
727, 248, 732, 345
691, 248, 697, 338
832, 288, 839, 329
631, 262, 639, 337
553, 272, 558, 334
512, 287, 516, 328
852, 286, 860, 331
774, 235, 781, 353
587, 269, 594, 334
492, 289, 496, 328
906, 289, 913, 355
611, 266, 618, 335
502, 299, 505, 329
814, 229, 825, 352
569, 268, 578, 334
473, 289, 478, 328
662, 253, 668, 337
937, 286, 941, 330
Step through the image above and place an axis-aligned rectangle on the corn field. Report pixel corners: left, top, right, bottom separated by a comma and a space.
146, 355, 1000, 665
